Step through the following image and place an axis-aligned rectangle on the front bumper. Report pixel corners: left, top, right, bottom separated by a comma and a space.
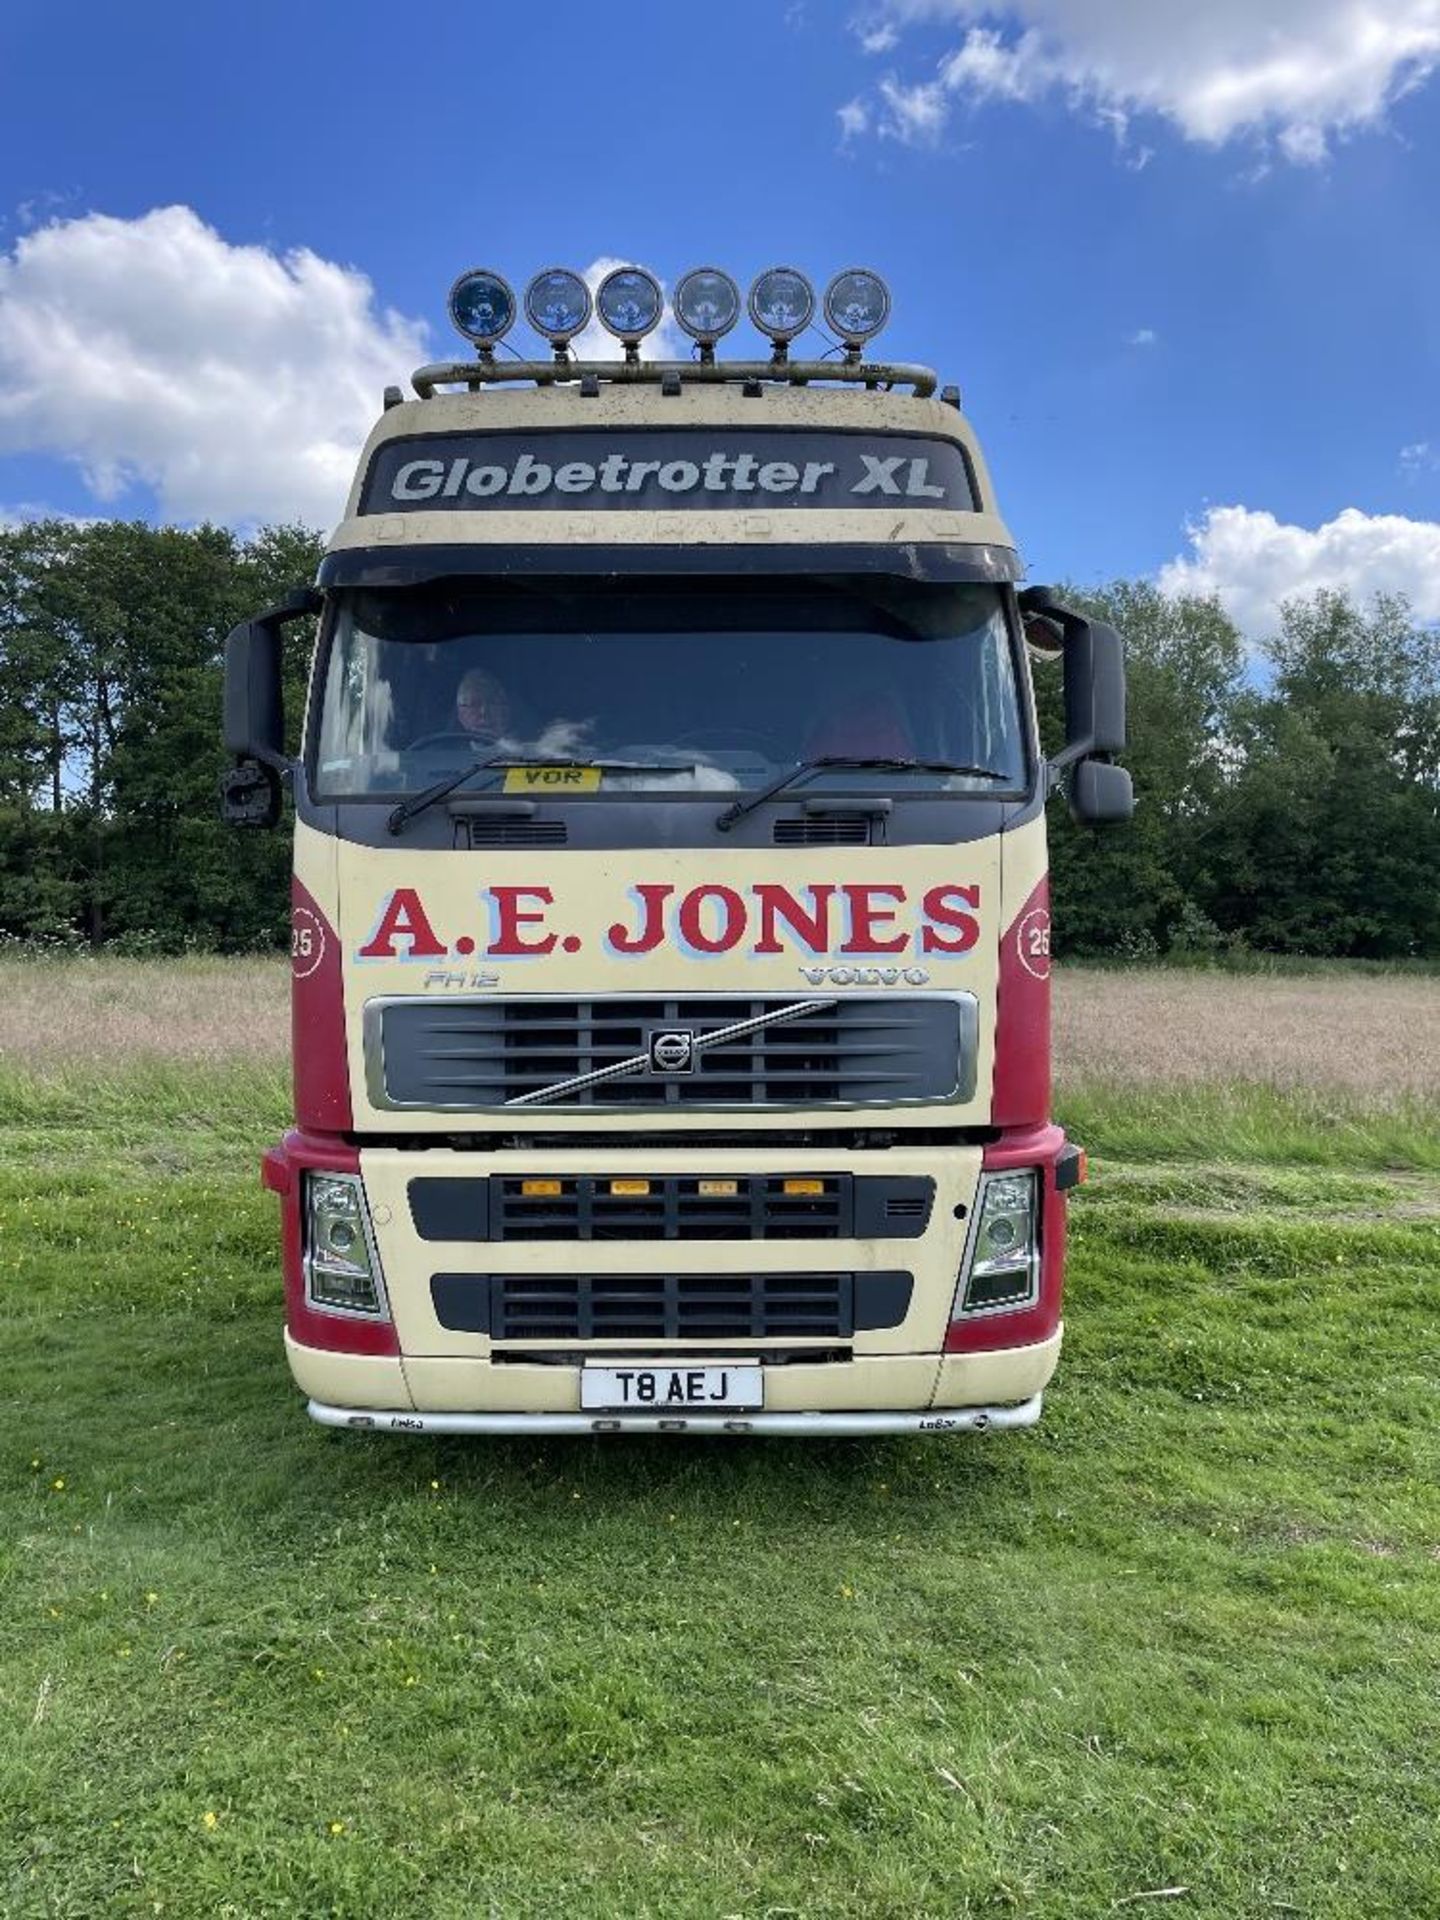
307, 1395, 1044, 1437
285, 1327, 1062, 1432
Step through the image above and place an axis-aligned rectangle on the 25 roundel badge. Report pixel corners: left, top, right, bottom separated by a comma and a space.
1016, 905, 1051, 980
291, 905, 326, 981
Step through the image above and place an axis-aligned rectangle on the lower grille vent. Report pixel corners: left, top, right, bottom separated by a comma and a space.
430, 1270, 914, 1340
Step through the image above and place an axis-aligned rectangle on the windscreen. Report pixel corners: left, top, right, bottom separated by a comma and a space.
312, 576, 1028, 799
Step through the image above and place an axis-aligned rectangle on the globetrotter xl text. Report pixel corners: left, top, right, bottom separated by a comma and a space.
359, 430, 977, 515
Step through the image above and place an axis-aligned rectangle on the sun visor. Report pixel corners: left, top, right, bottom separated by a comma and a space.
318, 540, 1023, 589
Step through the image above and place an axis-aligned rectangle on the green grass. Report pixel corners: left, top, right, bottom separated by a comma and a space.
1063, 1081, 1440, 1173
2, 1067, 1438, 1917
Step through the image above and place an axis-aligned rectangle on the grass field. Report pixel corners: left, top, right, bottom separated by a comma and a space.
1, 961, 1437, 1917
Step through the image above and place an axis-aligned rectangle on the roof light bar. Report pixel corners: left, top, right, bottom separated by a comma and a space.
433, 260, 908, 380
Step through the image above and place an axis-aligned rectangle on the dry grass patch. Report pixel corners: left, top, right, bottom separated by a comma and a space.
0, 955, 287, 1069
2, 956, 1436, 1105
1055, 965, 1440, 1102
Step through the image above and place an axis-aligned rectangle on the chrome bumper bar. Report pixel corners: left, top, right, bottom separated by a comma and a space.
307, 1395, 1043, 1437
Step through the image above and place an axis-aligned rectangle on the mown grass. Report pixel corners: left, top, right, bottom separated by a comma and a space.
2, 1063, 1439, 1917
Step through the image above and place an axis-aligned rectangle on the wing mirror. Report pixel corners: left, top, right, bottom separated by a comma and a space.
1018, 585, 1134, 827
221, 586, 321, 829
1068, 757, 1134, 825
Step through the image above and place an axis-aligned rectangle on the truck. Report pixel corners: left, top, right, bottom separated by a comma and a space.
222, 262, 1132, 1436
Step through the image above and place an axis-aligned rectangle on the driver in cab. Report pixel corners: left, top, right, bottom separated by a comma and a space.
455, 667, 514, 744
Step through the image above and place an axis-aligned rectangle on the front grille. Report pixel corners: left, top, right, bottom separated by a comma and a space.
430, 1269, 914, 1341
373, 994, 971, 1111
408, 1173, 935, 1242
493, 1174, 844, 1241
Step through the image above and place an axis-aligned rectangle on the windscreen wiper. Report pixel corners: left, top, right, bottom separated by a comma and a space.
715, 756, 1010, 833
387, 757, 701, 836
387, 755, 507, 835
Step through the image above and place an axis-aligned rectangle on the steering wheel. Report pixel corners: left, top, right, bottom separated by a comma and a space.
669, 727, 779, 755
406, 730, 495, 754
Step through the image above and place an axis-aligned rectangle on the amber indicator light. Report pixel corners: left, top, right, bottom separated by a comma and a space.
520, 1179, 563, 1198
609, 1179, 651, 1196
782, 1178, 826, 1196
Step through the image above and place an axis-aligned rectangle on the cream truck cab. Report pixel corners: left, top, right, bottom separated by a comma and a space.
222, 264, 1132, 1436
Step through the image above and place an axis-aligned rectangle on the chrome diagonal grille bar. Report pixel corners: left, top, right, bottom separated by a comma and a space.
504, 998, 838, 1108
368, 993, 974, 1111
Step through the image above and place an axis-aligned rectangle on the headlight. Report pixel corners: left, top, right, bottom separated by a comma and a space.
954, 1170, 1040, 1316
304, 1172, 387, 1316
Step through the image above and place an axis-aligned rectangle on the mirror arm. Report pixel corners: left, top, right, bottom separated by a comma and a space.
1048, 739, 1091, 775
256, 584, 322, 626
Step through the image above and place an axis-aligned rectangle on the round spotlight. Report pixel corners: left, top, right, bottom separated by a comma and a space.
447, 268, 516, 348
748, 267, 815, 344
674, 267, 741, 346
524, 267, 592, 346
823, 268, 891, 348
595, 266, 664, 343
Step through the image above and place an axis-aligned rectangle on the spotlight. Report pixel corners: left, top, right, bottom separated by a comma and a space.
674, 267, 741, 348
595, 266, 664, 344
447, 268, 516, 350
748, 267, 814, 346
524, 268, 592, 348
823, 268, 891, 349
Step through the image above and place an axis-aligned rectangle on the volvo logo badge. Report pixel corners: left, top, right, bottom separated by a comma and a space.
647, 1028, 696, 1074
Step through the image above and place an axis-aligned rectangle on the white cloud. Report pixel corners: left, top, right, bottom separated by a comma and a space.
0, 501, 96, 528
838, 96, 872, 140
568, 257, 685, 363
877, 73, 951, 140
859, 22, 899, 52
0, 206, 427, 528
1126, 327, 1158, 347
1158, 503, 1440, 636
857, 1, 1440, 159
1399, 441, 1438, 475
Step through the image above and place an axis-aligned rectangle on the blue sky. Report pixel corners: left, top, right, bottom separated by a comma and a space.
2, 0, 1438, 635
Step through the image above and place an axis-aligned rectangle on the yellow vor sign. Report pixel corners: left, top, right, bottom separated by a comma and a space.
502, 765, 603, 793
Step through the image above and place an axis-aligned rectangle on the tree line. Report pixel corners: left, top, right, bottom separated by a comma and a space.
0, 519, 1436, 959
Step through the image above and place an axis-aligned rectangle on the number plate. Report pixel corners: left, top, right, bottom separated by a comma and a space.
503, 765, 603, 793
580, 1361, 763, 1412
